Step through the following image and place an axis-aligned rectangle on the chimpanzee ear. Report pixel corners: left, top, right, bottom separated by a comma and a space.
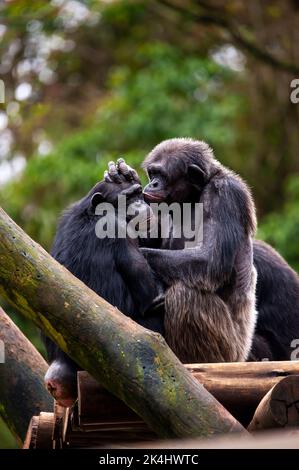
91, 192, 105, 208
187, 164, 206, 186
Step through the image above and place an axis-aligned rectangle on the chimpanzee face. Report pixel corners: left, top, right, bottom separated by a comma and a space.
142, 139, 212, 204
143, 159, 206, 204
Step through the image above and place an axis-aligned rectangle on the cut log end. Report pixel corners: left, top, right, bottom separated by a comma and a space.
248, 375, 299, 431
23, 413, 54, 449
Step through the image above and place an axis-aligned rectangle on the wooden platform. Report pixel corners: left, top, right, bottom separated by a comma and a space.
23, 361, 299, 449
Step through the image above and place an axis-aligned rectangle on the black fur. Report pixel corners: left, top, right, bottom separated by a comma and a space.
140, 138, 299, 361
44, 178, 164, 404
250, 240, 299, 360
140, 138, 257, 362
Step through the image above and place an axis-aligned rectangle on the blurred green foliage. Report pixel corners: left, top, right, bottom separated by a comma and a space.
2, 43, 241, 250
0, 0, 299, 449
0, 417, 17, 449
258, 176, 299, 272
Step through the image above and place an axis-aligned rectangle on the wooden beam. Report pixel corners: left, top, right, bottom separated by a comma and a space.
0, 306, 53, 444
23, 413, 54, 449
77, 361, 299, 426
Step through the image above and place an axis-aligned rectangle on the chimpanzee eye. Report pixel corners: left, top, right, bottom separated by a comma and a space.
148, 169, 166, 180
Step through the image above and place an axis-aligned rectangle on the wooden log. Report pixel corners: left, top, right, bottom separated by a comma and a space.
189, 361, 299, 424
23, 413, 55, 449
53, 402, 64, 442
248, 375, 299, 431
36, 412, 55, 448
77, 361, 299, 426
23, 416, 39, 449
53, 403, 67, 449
26, 366, 299, 449
0, 206, 246, 439
0, 306, 53, 444
78, 372, 142, 428
53, 400, 156, 448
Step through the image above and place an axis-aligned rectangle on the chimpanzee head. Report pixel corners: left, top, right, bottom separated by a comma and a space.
142, 138, 218, 203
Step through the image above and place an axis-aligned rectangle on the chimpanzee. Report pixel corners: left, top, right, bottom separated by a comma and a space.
107, 142, 258, 363
108, 138, 299, 362
44, 176, 164, 407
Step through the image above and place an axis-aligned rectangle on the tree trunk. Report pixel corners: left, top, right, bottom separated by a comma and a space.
248, 375, 299, 431
0, 306, 53, 444
0, 207, 246, 439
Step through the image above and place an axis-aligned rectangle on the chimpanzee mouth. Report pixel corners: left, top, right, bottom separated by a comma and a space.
143, 192, 166, 203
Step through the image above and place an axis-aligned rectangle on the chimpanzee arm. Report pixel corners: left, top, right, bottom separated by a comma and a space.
140, 247, 206, 286
141, 176, 256, 288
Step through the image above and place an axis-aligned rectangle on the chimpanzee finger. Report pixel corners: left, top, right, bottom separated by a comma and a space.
108, 161, 122, 183
125, 161, 141, 183
117, 158, 140, 183
104, 170, 113, 183
127, 166, 141, 183
116, 158, 130, 177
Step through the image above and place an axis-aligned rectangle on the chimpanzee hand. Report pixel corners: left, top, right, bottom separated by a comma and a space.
104, 158, 141, 185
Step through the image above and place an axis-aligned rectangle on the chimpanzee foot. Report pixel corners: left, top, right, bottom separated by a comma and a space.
44, 360, 77, 408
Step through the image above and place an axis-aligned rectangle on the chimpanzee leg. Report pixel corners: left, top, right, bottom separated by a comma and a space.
43, 336, 80, 407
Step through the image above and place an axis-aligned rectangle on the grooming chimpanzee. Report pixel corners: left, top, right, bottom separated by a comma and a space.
108, 141, 258, 363
44, 176, 164, 407
109, 138, 299, 362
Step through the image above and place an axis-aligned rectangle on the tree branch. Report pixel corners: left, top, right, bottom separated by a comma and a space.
0, 306, 53, 443
157, 0, 299, 74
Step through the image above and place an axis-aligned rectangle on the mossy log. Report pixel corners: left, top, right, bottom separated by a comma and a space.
0, 207, 246, 439
0, 306, 53, 444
